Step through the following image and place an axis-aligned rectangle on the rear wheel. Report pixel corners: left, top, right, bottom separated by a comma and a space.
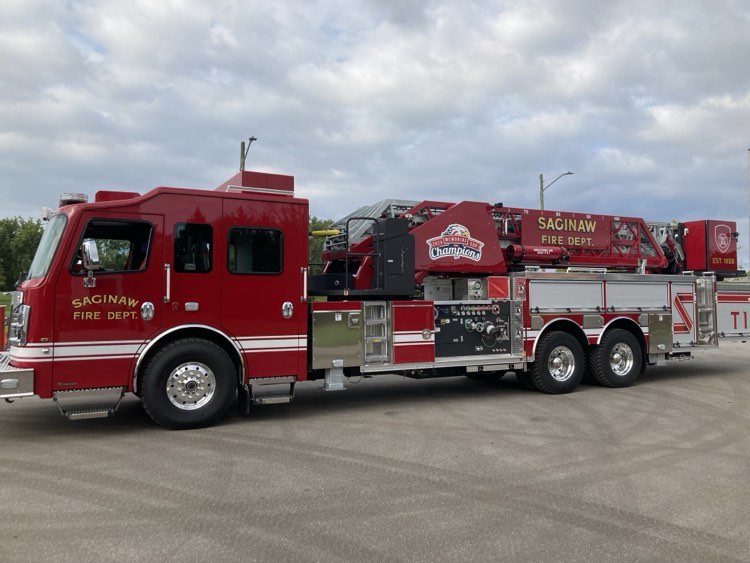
590, 329, 641, 388
530, 331, 584, 394
141, 338, 237, 429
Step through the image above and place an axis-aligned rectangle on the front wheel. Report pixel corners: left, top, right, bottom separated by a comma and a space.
530, 331, 584, 394
141, 338, 237, 429
590, 329, 641, 388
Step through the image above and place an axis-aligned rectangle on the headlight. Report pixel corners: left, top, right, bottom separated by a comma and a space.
9, 304, 30, 346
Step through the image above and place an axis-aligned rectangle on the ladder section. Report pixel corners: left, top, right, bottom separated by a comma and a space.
363, 301, 391, 363
695, 277, 717, 345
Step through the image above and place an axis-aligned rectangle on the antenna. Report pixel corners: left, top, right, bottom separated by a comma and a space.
239, 136, 258, 171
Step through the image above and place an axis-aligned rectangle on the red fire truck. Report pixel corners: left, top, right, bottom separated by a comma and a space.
1, 170, 748, 429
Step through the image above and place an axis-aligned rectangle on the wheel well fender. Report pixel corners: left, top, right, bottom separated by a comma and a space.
133, 325, 244, 395
533, 319, 588, 359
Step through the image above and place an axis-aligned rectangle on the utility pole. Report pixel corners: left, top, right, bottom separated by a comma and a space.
539, 171, 574, 210
240, 136, 258, 171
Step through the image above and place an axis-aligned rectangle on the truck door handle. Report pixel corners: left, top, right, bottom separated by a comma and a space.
282, 301, 293, 319
163, 263, 171, 303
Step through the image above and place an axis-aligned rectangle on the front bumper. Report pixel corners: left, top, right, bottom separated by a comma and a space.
0, 352, 34, 399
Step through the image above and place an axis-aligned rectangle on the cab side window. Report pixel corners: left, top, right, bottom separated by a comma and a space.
73, 220, 152, 274
227, 228, 282, 274
174, 223, 213, 273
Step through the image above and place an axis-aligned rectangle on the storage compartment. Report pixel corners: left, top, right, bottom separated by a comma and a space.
312, 304, 364, 369
648, 313, 673, 354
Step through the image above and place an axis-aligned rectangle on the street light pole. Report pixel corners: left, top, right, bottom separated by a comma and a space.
539, 171, 574, 210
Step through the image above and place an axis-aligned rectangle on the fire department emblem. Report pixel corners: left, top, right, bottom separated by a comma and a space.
715, 224, 732, 254
426, 224, 484, 261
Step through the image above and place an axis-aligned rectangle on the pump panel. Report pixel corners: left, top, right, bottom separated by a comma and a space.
434, 300, 511, 357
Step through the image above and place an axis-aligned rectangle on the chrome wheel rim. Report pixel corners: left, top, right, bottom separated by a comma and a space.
609, 343, 634, 376
547, 346, 576, 382
167, 362, 215, 410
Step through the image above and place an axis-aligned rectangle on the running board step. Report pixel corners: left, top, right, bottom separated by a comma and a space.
241, 377, 296, 410
53, 387, 125, 421
254, 395, 293, 405
65, 407, 114, 420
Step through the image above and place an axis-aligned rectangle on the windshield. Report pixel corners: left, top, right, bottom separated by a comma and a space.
27, 214, 67, 280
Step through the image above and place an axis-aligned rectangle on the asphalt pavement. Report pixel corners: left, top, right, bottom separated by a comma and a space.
1, 343, 749, 562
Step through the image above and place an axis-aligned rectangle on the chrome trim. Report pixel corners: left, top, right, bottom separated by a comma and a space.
530, 318, 588, 358
609, 342, 635, 376
53, 386, 125, 419
163, 263, 171, 303
598, 317, 644, 346
166, 361, 216, 410
547, 345, 577, 382
282, 301, 293, 319
0, 353, 35, 399
360, 354, 526, 374
141, 302, 155, 321
133, 324, 244, 394
717, 282, 750, 292
510, 301, 524, 355
226, 184, 293, 196
11, 291, 22, 307
9, 304, 30, 346
301, 267, 308, 302
514, 271, 701, 283
247, 376, 296, 384
583, 315, 604, 329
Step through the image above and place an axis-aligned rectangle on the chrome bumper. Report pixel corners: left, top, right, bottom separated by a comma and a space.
0, 352, 34, 399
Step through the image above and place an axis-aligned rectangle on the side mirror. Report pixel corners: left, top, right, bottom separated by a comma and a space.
81, 239, 100, 271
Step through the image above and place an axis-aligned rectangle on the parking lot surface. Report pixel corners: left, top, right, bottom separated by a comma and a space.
1, 344, 749, 562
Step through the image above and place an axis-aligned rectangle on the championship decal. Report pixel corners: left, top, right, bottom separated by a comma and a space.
426, 224, 484, 261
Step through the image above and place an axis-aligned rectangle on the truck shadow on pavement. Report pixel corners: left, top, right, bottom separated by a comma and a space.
0, 358, 731, 436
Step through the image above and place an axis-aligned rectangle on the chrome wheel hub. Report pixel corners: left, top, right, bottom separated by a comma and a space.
609, 343, 634, 376
167, 362, 215, 410
547, 346, 576, 382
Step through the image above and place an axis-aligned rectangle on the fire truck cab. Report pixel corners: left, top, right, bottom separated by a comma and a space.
4, 171, 308, 428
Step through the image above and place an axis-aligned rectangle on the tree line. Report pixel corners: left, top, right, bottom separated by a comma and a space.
0, 217, 44, 291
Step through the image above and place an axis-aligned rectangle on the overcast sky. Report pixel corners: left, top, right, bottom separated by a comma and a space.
2, 0, 750, 265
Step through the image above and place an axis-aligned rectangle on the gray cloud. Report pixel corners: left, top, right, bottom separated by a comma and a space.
2, 0, 749, 265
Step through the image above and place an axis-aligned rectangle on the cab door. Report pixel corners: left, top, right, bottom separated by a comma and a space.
52, 213, 164, 390
220, 196, 308, 379
163, 196, 222, 329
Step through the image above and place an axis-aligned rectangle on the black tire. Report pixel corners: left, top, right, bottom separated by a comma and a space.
466, 371, 506, 382
530, 331, 584, 394
515, 371, 536, 391
141, 338, 237, 429
581, 350, 597, 385
590, 329, 641, 388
